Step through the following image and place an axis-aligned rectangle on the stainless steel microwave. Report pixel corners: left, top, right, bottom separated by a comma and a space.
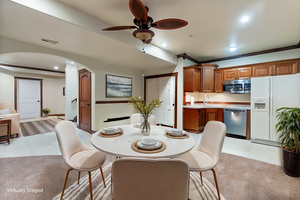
223, 79, 251, 94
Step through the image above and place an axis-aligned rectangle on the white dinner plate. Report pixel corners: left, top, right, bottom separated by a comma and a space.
137, 141, 162, 150
141, 138, 157, 146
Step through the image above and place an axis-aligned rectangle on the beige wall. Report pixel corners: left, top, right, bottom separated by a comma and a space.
0, 68, 65, 114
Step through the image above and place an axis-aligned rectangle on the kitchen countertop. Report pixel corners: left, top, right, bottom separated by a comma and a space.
183, 103, 251, 110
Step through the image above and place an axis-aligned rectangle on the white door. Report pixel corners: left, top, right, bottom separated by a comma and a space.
17, 79, 41, 119
251, 77, 270, 140
159, 77, 175, 126
270, 74, 300, 142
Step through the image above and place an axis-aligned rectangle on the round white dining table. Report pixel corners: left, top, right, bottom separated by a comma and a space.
91, 125, 195, 158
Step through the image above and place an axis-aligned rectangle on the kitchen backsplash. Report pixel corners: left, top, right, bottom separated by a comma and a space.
185, 92, 250, 102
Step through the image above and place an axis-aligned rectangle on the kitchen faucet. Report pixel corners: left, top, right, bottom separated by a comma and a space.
203, 94, 210, 106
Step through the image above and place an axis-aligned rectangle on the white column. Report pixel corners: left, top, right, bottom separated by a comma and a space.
65, 63, 78, 120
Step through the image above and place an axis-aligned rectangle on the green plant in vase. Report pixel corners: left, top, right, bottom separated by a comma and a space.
128, 96, 162, 135
276, 107, 300, 177
42, 108, 50, 117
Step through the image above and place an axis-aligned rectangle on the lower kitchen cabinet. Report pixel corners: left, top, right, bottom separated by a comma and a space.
183, 108, 224, 133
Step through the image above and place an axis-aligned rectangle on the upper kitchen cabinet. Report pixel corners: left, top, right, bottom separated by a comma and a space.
184, 66, 200, 92
252, 65, 273, 77
272, 60, 298, 76
224, 67, 251, 81
198, 64, 217, 93
237, 67, 252, 79
214, 70, 223, 93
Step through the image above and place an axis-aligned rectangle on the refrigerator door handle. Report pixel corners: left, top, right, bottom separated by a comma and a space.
267, 93, 269, 115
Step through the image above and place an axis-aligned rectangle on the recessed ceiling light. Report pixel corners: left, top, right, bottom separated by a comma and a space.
162, 43, 167, 47
54, 66, 59, 69
229, 46, 237, 51
241, 16, 249, 23
71, 61, 75, 64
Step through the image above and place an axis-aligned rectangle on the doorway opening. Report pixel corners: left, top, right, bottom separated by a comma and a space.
144, 73, 178, 128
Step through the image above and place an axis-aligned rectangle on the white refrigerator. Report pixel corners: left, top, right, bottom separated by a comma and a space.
251, 73, 300, 143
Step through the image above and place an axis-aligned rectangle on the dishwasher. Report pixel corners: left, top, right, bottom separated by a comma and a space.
223, 109, 247, 138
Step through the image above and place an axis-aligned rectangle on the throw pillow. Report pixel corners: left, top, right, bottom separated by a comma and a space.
0, 108, 11, 115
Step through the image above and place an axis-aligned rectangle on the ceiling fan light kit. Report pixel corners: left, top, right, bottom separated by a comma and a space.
102, 0, 188, 45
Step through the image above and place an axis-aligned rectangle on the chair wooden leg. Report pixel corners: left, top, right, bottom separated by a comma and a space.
199, 172, 203, 186
100, 167, 106, 188
77, 171, 81, 184
211, 168, 221, 200
61, 169, 73, 200
115, 156, 118, 159
88, 171, 93, 200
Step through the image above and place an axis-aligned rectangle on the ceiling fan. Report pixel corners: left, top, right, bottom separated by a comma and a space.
102, 0, 188, 44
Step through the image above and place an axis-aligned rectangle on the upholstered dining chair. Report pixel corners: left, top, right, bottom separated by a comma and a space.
177, 121, 226, 200
55, 121, 107, 200
130, 113, 156, 125
111, 157, 190, 200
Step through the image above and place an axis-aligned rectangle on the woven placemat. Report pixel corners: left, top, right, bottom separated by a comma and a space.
98, 131, 123, 138
131, 140, 166, 154
164, 132, 190, 139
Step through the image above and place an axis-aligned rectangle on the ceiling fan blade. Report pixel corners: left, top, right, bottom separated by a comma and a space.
152, 19, 188, 30
102, 26, 137, 31
144, 38, 152, 44
129, 0, 148, 22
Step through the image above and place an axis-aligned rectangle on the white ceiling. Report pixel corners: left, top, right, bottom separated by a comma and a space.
0, 0, 299, 72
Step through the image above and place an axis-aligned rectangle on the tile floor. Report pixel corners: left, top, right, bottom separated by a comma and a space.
0, 117, 282, 166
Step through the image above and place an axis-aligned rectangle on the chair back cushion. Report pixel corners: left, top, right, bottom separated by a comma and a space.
148, 115, 156, 125
0, 108, 11, 115
130, 113, 141, 124
55, 121, 83, 168
112, 158, 190, 200
0, 103, 12, 111
196, 121, 226, 166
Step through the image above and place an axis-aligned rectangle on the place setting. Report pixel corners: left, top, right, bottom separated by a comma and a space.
164, 128, 190, 139
133, 122, 141, 129
131, 138, 166, 154
98, 127, 124, 138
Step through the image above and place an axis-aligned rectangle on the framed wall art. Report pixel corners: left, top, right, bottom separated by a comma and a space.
106, 74, 132, 97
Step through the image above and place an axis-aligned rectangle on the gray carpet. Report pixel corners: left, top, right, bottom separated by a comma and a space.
20, 119, 57, 136
0, 153, 299, 200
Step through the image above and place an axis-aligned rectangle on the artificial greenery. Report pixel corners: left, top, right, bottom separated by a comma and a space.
128, 96, 162, 132
276, 107, 300, 153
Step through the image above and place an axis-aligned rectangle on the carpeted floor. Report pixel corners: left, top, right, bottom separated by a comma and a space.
20, 119, 57, 136
0, 153, 299, 200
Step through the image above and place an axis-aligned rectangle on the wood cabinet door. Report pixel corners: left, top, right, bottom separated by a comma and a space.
217, 109, 224, 122
273, 61, 298, 76
223, 69, 236, 81
214, 70, 223, 93
252, 65, 273, 77
199, 109, 206, 132
201, 66, 214, 92
205, 108, 217, 123
193, 68, 201, 92
237, 67, 251, 79
183, 108, 199, 131
184, 68, 194, 92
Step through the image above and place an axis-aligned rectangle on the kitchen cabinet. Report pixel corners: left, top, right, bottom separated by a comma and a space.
198, 64, 217, 93
206, 108, 217, 123
223, 67, 251, 81
223, 69, 237, 81
272, 61, 298, 76
252, 65, 273, 77
217, 109, 224, 122
237, 67, 251, 79
214, 70, 223, 93
184, 66, 200, 92
183, 108, 200, 131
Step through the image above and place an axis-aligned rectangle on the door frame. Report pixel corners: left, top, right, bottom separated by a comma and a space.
78, 68, 92, 133
14, 77, 43, 117
144, 73, 178, 128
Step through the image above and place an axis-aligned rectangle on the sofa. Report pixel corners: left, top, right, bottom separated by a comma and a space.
0, 103, 20, 137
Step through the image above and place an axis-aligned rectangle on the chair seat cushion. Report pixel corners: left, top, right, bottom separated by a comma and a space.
177, 149, 214, 171
69, 150, 106, 171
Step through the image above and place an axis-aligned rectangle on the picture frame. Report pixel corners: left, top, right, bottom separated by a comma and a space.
106, 74, 132, 97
